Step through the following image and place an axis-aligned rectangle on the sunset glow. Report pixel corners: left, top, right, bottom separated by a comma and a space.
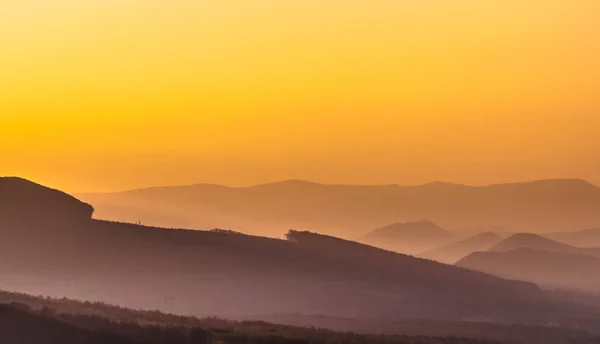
1, 1, 599, 192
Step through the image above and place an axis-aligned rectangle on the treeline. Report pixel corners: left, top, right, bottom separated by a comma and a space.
0, 290, 501, 344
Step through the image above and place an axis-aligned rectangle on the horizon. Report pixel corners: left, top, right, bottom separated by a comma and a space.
80, 176, 600, 195
3, 175, 598, 195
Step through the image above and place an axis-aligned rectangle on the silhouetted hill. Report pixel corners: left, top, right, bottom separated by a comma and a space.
547, 228, 600, 248
77, 179, 600, 237
489, 233, 580, 254
0, 177, 94, 224
4, 178, 600, 331
1, 219, 546, 322
361, 221, 455, 254
420, 232, 503, 264
457, 249, 600, 294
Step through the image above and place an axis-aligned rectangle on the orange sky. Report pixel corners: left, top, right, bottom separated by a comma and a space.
1, 1, 599, 192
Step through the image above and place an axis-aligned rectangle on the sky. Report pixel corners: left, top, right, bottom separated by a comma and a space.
1, 1, 599, 193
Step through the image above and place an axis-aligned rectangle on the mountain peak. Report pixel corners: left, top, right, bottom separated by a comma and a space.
374, 220, 447, 234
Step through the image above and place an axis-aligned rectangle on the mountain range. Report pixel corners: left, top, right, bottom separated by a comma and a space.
2, 176, 600, 330
77, 178, 600, 237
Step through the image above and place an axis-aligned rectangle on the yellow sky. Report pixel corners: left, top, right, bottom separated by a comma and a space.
1, 1, 599, 192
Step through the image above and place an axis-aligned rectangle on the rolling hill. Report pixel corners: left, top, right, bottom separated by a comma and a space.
361, 221, 456, 254
77, 179, 600, 237
489, 233, 581, 254
420, 232, 503, 264
2, 176, 600, 329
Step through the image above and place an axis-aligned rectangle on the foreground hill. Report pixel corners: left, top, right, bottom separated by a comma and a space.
0, 301, 503, 344
420, 232, 503, 264
3, 177, 600, 331
5, 291, 598, 344
0, 303, 138, 344
361, 221, 455, 254
77, 179, 600, 237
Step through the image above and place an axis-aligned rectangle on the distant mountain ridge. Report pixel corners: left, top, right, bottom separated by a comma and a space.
77, 178, 600, 237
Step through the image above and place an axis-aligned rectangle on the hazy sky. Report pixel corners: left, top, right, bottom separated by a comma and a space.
1, 1, 599, 192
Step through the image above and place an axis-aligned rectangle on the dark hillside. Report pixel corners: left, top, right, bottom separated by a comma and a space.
0, 303, 139, 344
0, 177, 94, 224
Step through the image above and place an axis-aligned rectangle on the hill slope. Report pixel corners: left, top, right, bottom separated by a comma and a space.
77, 179, 600, 237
